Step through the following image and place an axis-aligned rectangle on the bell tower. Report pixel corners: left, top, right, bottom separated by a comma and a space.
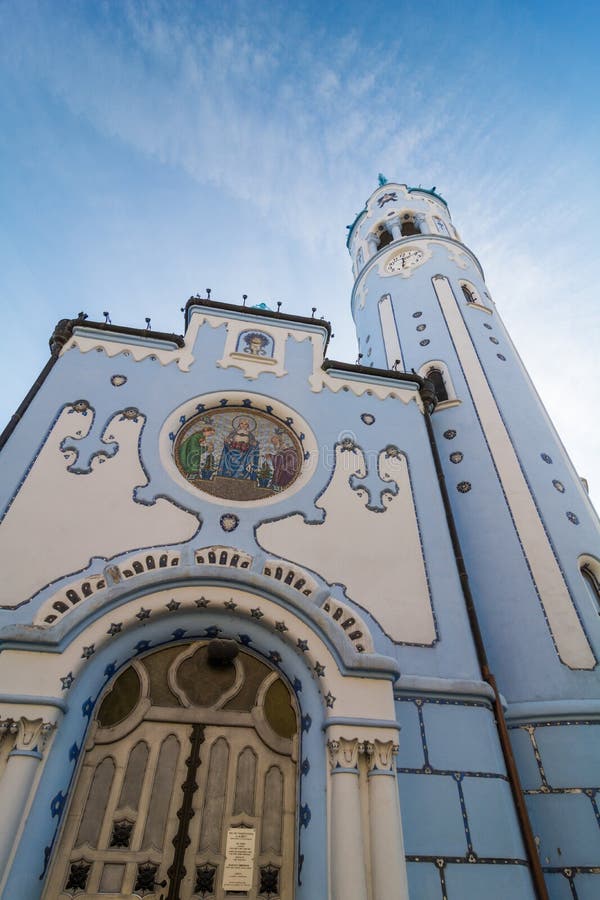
348, 179, 600, 897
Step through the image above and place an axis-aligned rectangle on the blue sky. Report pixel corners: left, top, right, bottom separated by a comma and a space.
1, 0, 599, 509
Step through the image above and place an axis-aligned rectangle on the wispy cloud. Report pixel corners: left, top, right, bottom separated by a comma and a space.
1, 0, 599, 505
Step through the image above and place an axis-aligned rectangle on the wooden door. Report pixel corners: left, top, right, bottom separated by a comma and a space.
43, 642, 298, 899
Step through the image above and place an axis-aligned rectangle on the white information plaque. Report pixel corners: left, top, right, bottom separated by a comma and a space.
222, 827, 256, 891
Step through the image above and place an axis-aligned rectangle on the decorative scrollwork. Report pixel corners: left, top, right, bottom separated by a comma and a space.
259, 864, 280, 897
194, 863, 217, 896
65, 860, 91, 892
110, 819, 134, 848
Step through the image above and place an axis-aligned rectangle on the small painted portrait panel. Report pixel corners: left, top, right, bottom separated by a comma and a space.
235, 330, 274, 358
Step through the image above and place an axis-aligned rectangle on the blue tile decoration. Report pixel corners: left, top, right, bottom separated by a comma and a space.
300, 804, 311, 828
220, 513, 239, 532
50, 791, 66, 818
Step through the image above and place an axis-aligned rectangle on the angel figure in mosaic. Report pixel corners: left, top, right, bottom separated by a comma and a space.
267, 431, 299, 491
178, 425, 216, 478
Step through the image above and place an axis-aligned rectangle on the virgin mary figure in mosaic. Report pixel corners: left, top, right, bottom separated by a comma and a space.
217, 415, 260, 481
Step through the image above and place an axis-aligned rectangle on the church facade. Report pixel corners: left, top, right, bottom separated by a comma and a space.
0, 181, 598, 900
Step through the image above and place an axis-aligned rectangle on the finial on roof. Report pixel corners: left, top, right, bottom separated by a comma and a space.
378, 173, 388, 186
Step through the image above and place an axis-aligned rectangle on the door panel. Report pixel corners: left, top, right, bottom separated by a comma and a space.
43, 642, 298, 899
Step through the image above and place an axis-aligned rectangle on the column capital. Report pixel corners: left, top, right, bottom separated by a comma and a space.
327, 736, 364, 771
8, 717, 55, 757
364, 739, 399, 773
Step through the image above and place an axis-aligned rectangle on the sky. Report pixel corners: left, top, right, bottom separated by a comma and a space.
1, 0, 599, 510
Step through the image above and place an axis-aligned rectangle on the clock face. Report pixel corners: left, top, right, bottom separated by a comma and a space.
386, 248, 425, 273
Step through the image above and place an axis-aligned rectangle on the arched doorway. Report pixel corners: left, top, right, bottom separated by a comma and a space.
44, 640, 298, 899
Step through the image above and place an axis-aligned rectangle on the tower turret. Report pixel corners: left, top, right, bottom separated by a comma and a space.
349, 180, 600, 897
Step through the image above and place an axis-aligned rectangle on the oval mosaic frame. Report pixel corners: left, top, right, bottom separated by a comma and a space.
161, 394, 317, 507
174, 406, 305, 501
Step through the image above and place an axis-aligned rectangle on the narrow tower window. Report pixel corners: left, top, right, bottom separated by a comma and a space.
376, 227, 393, 250
461, 283, 477, 303
427, 368, 449, 403
401, 215, 421, 237
581, 564, 600, 612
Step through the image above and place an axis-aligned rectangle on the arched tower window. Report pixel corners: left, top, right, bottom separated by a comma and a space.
418, 360, 458, 409
461, 282, 477, 303
401, 214, 421, 237
376, 227, 393, 250
426, 367, 449, 403
581, 562, 600, 612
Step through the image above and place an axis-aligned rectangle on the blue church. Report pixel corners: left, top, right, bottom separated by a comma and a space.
0, 180, 598, 900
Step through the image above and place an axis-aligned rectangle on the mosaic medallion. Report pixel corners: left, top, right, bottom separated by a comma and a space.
174, 406, 303, 501
220, 513, 239, 532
